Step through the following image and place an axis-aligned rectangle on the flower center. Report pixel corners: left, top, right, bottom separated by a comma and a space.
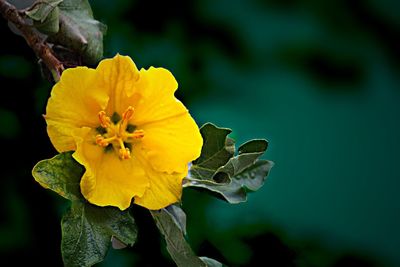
95, 106, 144, 160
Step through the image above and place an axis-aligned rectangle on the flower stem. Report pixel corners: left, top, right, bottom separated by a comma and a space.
0, 0, 64, 82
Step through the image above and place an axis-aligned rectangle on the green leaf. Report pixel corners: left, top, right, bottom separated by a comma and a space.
151, 208, 206, 267
186, 124, 274, 203
194, 123, 234, 166
33, 151, 138, 266
191, 123, 235, 183
165, 204, 187, 235
62, 202, 137, 267
25, 0, 63, 35
200, 257, 224, 267
32, 151, 84, 201
189, 160, 274, 203
215, 139, 268, 181
111, 236, 127, 250
232, 159, 274, 192
46, 0, 107, 65
151, 208, 223, 266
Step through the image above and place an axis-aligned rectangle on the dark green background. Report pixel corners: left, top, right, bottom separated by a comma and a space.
0, 0, 399, 266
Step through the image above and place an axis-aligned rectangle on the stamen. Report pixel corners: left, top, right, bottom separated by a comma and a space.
122, 106, 134, 121
119, 148, 131, 159
120, 106, 134, 133
126, 129, 145, 139
95, 107, 142, 159
98, 111, 111, 128
118, 138, 131, 159
96, 135, 116, 147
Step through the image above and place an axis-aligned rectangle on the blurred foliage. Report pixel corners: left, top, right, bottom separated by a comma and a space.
0, 0, 399, 266
0, 55, 32, 79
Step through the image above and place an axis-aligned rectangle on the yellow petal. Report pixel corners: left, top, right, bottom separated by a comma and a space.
138, 113, 203, 174
72, 127, 150, 210
130, 67, 188, 126
134, 151, 187, 210
45, 67, 109, 152
127, 66, 203, 173
95, 54, 141, 116
44, 55, 203, 211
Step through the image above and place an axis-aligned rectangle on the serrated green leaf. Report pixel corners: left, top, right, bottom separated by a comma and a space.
191, 123, 235, 183
186, 124, 274, 203
25, 0, 63, 35
62, 202, 137, 267
46, 0, 106, 64
151, 208, 206, 267
32, 151, 84, 201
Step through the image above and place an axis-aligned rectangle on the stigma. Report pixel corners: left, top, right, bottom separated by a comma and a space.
95, 106, 144, 159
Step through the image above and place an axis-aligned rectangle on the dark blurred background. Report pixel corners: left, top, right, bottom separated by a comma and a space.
1, 0, 399, 266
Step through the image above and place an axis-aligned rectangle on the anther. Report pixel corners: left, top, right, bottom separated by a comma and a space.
98, 111, 111, 128
122, 106, 134, 121
95, 106, 143, 159
96, 135, 115, 147
117, 139, 131, 159
126, 129, 145, 139
119, 148, 131, 159
120, 106, 134, 133
96, 135, 108, 146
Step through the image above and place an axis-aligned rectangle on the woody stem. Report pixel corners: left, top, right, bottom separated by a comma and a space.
0, 0, 64, 81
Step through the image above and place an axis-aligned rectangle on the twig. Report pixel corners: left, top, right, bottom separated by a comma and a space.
0, 0, 64, 81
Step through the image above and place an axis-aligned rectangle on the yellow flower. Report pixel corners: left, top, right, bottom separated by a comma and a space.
44, 55, 203, 210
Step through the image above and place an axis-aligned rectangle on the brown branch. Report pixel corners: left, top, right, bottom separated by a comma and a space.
0, 0, 64, 81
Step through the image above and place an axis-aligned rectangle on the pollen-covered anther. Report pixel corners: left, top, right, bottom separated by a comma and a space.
96, 135, 118, 147
98, 111, 111, 128
122, 106, 134, 121
117, 138, 131, 159
120, 106, 135, 132
127, 129, 145, 139
95, 135, 107, 146
119, 147, 131, 159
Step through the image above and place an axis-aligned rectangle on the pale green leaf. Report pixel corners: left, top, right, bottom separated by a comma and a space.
200, 257, 224, 267
191, 123, 235, 183
151, 208, 206, 267
33, 151, 138, 266
188, 160, 274, 203
25, 0, 63, 34
32, 151, 84, 201
26, 0, 63, 22
165, 204, 187, 235
46, 0, 106, 64
61, 202, 137, 267
186, 123, 274, 203
214, 139, 268, 181
111, 236, 127, 250
194, 123, 234, 167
